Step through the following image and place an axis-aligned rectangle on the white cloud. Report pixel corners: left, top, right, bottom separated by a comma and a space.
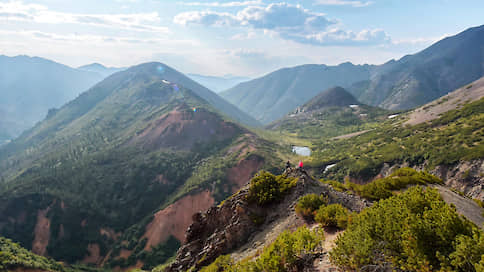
0, 1, 169, 33
174, 2, 389, 46
299, 28, 391, 46
175, 3, 334, 30
314, 0, 374, 7
178, 0, 263, 7
230, 31, 257, 40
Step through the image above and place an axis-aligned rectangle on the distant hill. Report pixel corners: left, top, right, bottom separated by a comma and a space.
0, 62, 277, 269
268, 86, 389, 139
353, 24, 484, 110
223, 24, 484, 123
187, 73, 250, 93
301, 86, 359, 111
221, 63, 373, 124
0, 55, 104, 143
78, 63, 126, 77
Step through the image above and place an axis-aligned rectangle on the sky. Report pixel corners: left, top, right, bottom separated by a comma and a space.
0, 0, 483, 77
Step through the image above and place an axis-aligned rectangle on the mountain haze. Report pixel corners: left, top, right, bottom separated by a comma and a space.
0, 55, 104, 143
78, 63, 126, 78
187, 74, 250, 93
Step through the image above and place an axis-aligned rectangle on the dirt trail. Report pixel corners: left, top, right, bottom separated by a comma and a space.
311, 229, 343, 272
434, 185, 484, 228
331, 129, 370, 140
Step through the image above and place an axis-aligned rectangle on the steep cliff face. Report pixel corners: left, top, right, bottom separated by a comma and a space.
166, 169, 369, 271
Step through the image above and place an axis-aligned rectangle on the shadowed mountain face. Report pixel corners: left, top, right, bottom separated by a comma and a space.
223, 25, 484, 124
0, 55, 104, 143
353, 24, 484, 110
0, 62, 275, 268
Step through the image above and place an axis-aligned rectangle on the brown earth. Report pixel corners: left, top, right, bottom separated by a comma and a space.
405, 76, 484, 126
142, 190, 215, 250
32, 207, 51, 256
130, 107, 240, 150
227, 155, 264, 193
82, 243, 103, 264
100, 227, 121, 241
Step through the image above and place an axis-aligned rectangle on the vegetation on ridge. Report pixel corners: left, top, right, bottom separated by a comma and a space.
331, 186, 484, 271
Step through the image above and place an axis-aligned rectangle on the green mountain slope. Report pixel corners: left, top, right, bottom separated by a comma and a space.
0, 236, 65, 272
268, 87, 389, 139
0, 62, 279, 269
309, 81, 484, 199
0, 55, 104, 143
221, 63, 373, 124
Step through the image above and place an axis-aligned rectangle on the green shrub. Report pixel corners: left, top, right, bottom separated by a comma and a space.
200, 226, 324, 272
321, 179, 347, 192
315, 204, 350, 229
295, 194, 327, 220
330, 186, 482, 271
199, 255, 233, 272
247, 171, 297, 205
347, 168, 442, 201
0, 237, 65, 271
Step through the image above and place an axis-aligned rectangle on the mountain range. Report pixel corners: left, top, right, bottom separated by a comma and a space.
222, 24, 484, 124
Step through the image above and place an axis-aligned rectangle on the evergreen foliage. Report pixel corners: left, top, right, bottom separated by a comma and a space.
199, 226, 323, 272
247, 171, 297, 205
314, 204, 350, 229
330, 186, 484, 271
0, 236, 65, 271
295, 194, 327, 220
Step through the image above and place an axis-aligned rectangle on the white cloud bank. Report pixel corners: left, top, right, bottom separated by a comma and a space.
0, 1, 169, 33
174, 2, 390, 46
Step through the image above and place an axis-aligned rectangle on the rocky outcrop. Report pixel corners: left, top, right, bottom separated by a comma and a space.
166, 169, 369, 271
377, 159, 484, 201
431, 159, 484, 200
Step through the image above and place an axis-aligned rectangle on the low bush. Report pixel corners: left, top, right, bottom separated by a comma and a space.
295, 194, 327, 220
330, 186, 484, 271
315, 204, 350, 229
200, 226, 324, 272
247, 171, 297, 205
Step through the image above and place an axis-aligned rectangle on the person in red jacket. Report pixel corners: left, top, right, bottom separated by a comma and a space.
298, 161, 303, 168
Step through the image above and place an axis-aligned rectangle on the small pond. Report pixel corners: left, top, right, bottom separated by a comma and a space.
292, 146, 311, 156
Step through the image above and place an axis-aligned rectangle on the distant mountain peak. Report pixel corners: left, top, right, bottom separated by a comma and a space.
302, 86, 359, 112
